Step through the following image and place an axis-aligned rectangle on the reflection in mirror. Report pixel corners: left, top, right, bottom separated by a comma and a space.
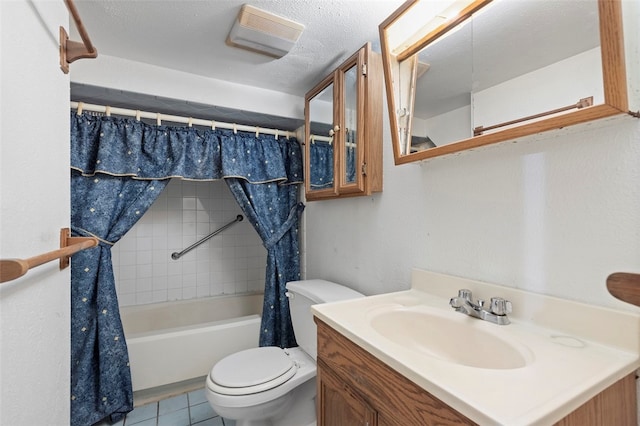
344, 64, 358, 185
408, 15, 473, 152
380, 0, 629, 164
307, 82, 335, 192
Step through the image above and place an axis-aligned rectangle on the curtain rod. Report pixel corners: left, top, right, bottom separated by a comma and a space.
70, 101, 297, 139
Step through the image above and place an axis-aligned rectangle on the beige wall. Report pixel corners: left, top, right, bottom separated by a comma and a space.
0, 1, 70, 424
304, 115, 640, 311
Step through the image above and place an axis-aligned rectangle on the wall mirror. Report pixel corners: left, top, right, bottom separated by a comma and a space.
379, 0, 630, 165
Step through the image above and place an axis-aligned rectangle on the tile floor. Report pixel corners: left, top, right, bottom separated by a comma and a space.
96, 388, 235, 426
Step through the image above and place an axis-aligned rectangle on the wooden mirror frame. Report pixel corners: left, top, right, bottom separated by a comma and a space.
379, 0, 629, 165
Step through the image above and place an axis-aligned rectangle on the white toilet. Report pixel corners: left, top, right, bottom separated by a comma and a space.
205, 279, 364, 426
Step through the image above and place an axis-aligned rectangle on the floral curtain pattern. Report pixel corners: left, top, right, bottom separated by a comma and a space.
70, 173, 168, 425
70, 112, 303, 425
227, 179, 304, 348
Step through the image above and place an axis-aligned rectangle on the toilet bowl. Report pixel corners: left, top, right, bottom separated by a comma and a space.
205, 279, 364, 426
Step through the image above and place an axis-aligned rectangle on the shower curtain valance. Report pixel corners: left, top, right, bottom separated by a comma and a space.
71, 112, 303, 184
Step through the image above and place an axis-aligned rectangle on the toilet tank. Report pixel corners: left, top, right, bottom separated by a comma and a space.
285, 279, 364, 360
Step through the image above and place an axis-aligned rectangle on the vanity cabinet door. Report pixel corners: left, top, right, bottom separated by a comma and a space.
317, 362, 377, 426
304, 42, 383, 201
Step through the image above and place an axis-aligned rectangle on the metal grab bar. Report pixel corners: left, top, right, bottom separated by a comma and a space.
171, 215, 243, 260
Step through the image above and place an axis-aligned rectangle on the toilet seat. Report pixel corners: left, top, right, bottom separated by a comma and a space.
208, 347, 298, 396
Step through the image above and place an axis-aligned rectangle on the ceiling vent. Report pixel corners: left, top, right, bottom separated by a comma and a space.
227, 4, 305, 59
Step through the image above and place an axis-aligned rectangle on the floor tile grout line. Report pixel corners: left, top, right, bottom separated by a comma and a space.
120, 388, 216, 426
187, 397, 192, 426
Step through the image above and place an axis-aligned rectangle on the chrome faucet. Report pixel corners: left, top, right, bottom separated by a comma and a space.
449, 289, 512, 325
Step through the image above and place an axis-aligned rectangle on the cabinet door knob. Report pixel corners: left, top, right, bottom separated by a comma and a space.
329, 124, 340, 137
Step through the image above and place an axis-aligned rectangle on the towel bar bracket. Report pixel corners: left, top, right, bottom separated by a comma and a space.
59, 0, 98, 74
0, 228, 98, 284
59, 27, 97, 73
60, 228, 97, 269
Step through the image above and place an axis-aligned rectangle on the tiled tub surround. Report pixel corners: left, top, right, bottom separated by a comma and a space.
112, 179, 268, 306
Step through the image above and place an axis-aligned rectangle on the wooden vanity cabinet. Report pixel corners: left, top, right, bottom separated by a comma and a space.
304, 43, 383, 201
315, 318, 637, 426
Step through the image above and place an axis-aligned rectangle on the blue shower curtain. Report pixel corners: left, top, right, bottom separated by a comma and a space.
70, 112, 303, 425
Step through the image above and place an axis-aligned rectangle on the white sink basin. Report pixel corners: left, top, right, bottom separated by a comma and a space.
312, 270, 640, 425
369, 306, 532, 369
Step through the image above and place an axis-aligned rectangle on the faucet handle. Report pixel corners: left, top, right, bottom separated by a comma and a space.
490, 297, 512, 316
458, 289, 472, 300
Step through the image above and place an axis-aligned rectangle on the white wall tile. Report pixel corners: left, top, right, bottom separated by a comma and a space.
183, 197, 196, 210
113, 179, 267, 306
118, 235, 137, 251
137, 277, 153, 292
119, 293, 137, 307
182, 287, 196, 299
136, 292, 153, 305
152, 290, 168, 303
196, 210, 210, 223
152, 197, 168, 211
153, 276, 168, 291
167, 289, 182, 301
167, 262, 183, 278
183, 273, 197, 287
138, 237, 153, 251
120, 265, 137, 281
137, 251, 153, 265
118, 279, 137, 294
182, 184, 197, 197
153, 263, 168, 278
167, 197, 182, 211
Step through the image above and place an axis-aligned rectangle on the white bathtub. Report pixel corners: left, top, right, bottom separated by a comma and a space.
120, 293, 263, 391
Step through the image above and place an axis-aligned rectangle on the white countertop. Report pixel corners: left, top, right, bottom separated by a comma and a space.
311, 269, 640, 425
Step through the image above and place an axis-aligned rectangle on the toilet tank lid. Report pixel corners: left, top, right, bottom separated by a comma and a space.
286, 279, 364, 303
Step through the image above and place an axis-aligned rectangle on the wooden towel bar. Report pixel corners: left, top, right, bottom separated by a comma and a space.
0, 228, 98, 284
474, 97, 594, 136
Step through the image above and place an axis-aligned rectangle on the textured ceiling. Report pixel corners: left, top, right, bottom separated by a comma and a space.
69, 1, 601, 127
71, 0, 404, 97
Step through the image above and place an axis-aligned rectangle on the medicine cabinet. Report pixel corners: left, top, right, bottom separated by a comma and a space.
379, 0, 637, 165
304, 43, 383, 201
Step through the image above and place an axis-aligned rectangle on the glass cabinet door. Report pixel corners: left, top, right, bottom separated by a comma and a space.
337, 50, 365, 195
343, 63, 358, 186
305, 78, 337, 199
